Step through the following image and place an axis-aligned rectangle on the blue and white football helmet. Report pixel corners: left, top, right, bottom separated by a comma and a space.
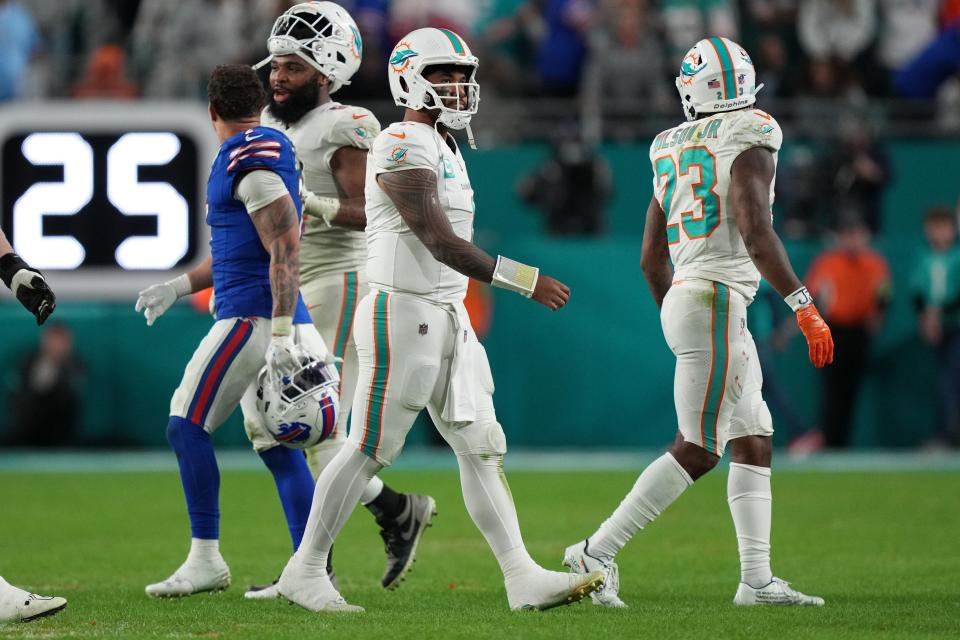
256, 357, 339, 449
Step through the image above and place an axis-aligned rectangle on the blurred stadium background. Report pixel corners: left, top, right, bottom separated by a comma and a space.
1, 0, 959, 458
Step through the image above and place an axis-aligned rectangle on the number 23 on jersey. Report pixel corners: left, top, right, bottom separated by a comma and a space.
654, 146, 720, 245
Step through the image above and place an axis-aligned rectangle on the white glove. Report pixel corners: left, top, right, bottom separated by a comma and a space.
303, 189, 340, 226
265, 334, 311, 382
135, 274, 191, 326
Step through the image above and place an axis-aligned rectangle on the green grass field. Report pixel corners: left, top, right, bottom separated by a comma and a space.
1, 468, 957, 639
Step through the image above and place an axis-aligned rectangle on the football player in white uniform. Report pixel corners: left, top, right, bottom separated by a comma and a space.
273, 27, 604, 613
0, 228, 66, 623
249, 2, 435, 594
563, 37, 834, 607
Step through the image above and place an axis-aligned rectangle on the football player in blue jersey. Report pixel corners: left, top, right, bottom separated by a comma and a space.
137, 64, 336, 597
0, 228, 67, 622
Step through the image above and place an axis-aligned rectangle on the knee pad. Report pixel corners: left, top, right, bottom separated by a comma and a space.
729, 392, 773, 439
446, 420, 507, 457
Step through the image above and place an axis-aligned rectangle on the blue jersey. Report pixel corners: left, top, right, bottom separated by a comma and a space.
206, 126, 310, 323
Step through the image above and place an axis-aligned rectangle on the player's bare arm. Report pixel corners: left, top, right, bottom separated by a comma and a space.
0, 227, 13, 255
378, 169, 570, 310
730, 147, 834, 367
640, 196, 673, 309
186, 256, 213, 291
326, 146, 369, 229
251, 193, 301, 320
729, 147, 804, 297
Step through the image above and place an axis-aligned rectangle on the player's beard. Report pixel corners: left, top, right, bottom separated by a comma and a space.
267, 78, 321, 126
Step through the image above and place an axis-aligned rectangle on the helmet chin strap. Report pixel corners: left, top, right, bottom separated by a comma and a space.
465, 124, 476, 150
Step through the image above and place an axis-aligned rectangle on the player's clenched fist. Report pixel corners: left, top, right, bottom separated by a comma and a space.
796, 305, 834, 368
532, 275, 570, 311
0, 253, 56, 325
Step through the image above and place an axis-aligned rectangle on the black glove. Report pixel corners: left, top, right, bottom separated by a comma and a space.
0, 253, 57, 325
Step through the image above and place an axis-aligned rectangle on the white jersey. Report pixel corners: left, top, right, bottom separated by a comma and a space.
261, 101, 381, 283
365, 121, 475, 305
649, 108, 783, 301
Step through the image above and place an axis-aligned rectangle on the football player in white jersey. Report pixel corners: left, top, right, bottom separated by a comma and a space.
0, 228, 66, 622
563, 37, 834, 607
273, 27, 604, 613
246, 2, 435, 595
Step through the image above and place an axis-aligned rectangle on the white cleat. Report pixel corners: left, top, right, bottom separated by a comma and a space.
244, 582, 280, 600
562, 539, 627, 608
277, 558, 364, 613
145, 557, 231, 598
0, 578, 67, 623
506, 567, 605, 611
733, 577, 825, 606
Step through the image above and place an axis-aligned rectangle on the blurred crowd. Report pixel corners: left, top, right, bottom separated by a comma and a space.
1, 1, 959, 113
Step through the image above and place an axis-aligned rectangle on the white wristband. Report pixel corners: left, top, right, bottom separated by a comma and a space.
271, 315, 293, 337
784, 286, 813, 312
167, 274, 192, 298
304, 190, 340, 225
491, 255, 539, 298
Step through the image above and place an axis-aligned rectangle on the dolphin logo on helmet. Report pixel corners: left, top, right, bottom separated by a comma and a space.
386, 28, 481, 148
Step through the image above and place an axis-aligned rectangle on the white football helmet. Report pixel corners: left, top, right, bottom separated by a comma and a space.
675, 37, 763, 122
387, 28, 480, 143
256, 358, 339, 449
254, 1, 362, 94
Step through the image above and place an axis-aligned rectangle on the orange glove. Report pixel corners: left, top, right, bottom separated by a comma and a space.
796, 305, 834, 368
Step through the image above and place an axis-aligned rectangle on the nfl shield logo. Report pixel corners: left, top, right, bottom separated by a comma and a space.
419, 323, 428, 335
708, 79, 720, 89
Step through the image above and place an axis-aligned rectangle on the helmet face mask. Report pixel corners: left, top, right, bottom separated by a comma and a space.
257, 359, 340, 449
674, 37, 763, 122
388, 29, 481, 132
255, 1, 362, 95
421, 67, 480, 131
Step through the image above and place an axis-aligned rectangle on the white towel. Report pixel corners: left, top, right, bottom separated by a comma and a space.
441, 304, 478, 425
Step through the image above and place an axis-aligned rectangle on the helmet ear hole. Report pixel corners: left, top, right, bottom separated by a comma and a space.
336, 52, 346, 64
399, 75, 409, 93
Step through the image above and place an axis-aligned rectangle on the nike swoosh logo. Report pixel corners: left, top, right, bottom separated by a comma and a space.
388, 132, 406, 139
245, 133, 263, 141
398, 501, 417, 541
352, 114, 366, 120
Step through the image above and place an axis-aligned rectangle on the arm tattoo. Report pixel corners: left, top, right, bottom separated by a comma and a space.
378, 169, 495, 282
251, 194, 301, 318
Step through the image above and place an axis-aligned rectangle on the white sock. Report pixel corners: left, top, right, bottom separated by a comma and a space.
187, 538, 220, 563
359, 475, 384, 505
456, 453, 539, 581
589, 453, 693, 559
296, 445, 380, 577
727, 462, 773, 588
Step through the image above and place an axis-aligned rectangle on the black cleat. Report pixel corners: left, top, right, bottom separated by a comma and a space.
379, 494, 437, 590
